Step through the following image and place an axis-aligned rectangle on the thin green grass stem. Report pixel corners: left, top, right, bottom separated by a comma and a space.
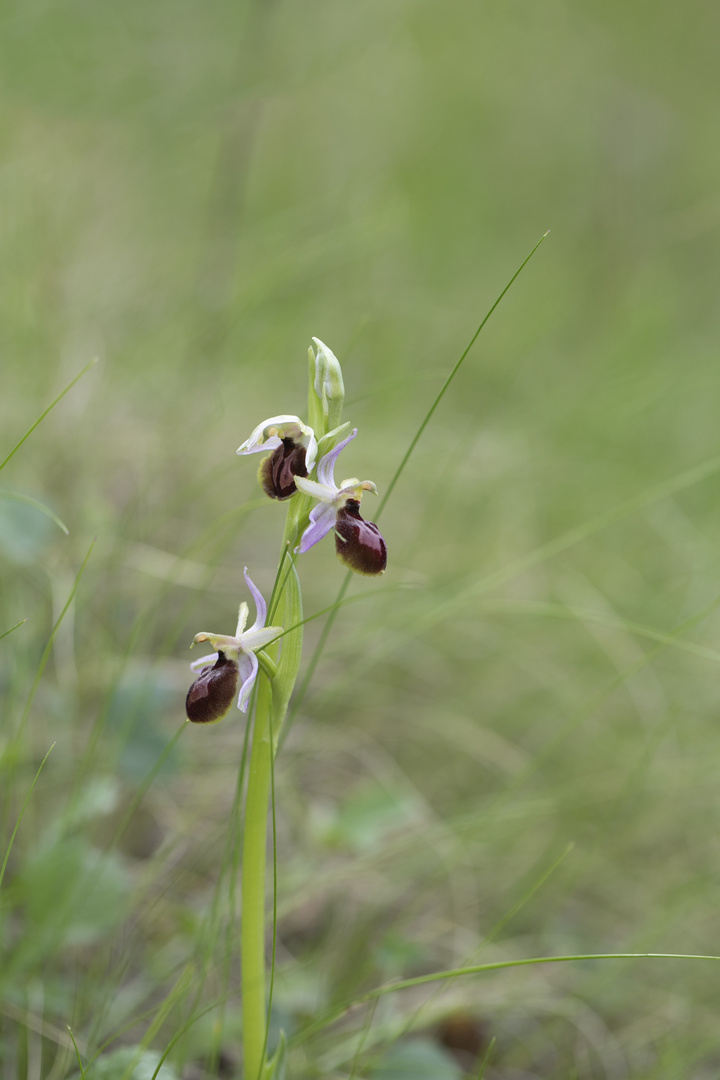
66, 1029, 86, 1078
294, 951, 720, 1045
258, 701, 279, 1075
398, 842, 575, 1041
195, 679, 258, 1077
376, 231, 548, 519
240, 489, 306, 1078
105, 724, 186, 854
14, 537, 95, 743
0, 619, 27, 643
347, 998, 378, 1080
0, 358, 97, 474
287, 232, 548, 729
475, 1035, 496, 1079
0, 742, 55, 892
241, 670, 274, 1080
0, 491, 69, 535
287, 570, 351, 730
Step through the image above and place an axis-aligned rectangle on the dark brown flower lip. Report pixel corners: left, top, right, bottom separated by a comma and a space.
334, 499, 387, 576
186, 651, 239, 724
258, 439, 308, 500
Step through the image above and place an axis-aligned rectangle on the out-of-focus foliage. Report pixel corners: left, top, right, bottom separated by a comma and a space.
2, 0, 720, 1076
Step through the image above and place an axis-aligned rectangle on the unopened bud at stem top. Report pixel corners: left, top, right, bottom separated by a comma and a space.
309, 337, 345, 436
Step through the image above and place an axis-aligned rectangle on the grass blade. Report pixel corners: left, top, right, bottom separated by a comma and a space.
0, 619, 27, 643
15, 537, 96, 740
0, 490, 69, 535
0, 358, 98, 474
290, 232, 549, 721
294, 951, 720, 1045
0, 742, 55, 891
377, 230, 549, 518
475, 1035, 496, 1080
67, 1028, 86, 1078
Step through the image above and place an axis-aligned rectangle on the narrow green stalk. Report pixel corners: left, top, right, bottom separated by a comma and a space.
377, 231, 548, 517
0, 619, 27, 643
241, 669, 274, 1080
15, 537, 96, 740
238, 341, 335, 1076
0, 743, 55, 892
0, 357, 97, 474
287, 234, 548, 731
241, 501, 305, 1080
294, 951, 720, 1045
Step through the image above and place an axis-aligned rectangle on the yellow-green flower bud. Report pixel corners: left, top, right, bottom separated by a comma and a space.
309, 337, 345, 436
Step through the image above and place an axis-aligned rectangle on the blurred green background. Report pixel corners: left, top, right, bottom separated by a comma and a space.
3, 0, 720, 1076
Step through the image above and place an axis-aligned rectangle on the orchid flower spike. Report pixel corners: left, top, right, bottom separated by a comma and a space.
185, 569, 282, 723
295, 429, 387, 576
237, 415, 318, 501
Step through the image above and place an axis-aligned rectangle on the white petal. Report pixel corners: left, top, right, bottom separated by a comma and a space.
242, 625, 283, 651
295, 476, 337, 503
235, 601, 249, 636
236, 434, 282, 457
236, 414, 305, 455
305, 431, 319, 472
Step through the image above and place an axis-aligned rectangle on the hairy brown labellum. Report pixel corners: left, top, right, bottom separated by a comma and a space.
258, 438, 308, 500
186, 651, 239, 724
334, 499, 387, 576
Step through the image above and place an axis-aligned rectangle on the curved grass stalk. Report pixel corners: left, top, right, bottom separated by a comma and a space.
376, 230, 549, 519
293, 950, 720, 1046
0, 742, 55, 892
396, 843, 576, 1045
0, 358, 98, 474
287, 232, 549, 732
14, 537, 95, 742
0, 491, 69, 535
0, 619, 27, 643
482, 598, 720, 665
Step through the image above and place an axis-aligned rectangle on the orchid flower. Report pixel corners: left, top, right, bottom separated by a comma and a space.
236, 415, 318, 500
185, 568, 282, 722
295, 429, 387, 576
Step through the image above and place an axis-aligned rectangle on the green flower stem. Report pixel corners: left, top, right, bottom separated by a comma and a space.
241, 664, 274, 1080
241, 499, 306, 1080
240, 354, 331, 1077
